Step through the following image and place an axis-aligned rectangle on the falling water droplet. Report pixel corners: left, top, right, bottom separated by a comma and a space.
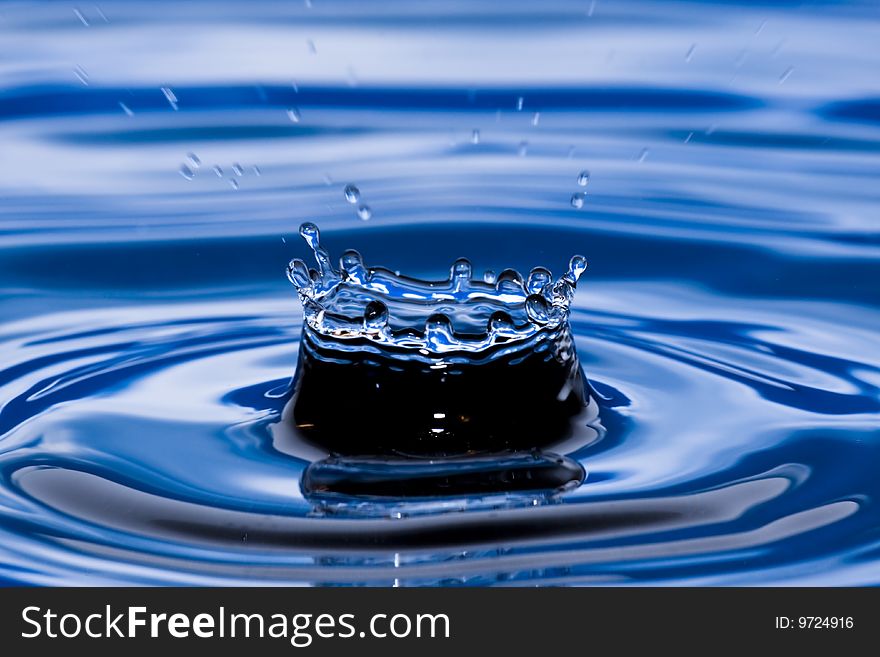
252, 165, 261, 176
74, 65, 89, 86
516, 96, 524, 111
532, 112, 540, 126
638, 148, 649, 162
518, 141, 528, 156
229, 179, 239, 190
570, 192, 586, 209
118, 101, 133, 116
73, 8, 89, 26
685, 44, 696, 62
213, 165, 223, 177
232, 163, 244, 176
185, 153, 201, 168
471, 129, 480, 144
778, 66, 794, 84
160, 87, 178, 110
357, 204, 372, 221
344, 184, 360, 204
179, 165, 194, 180
287, 108, 301, 123
307, 39, 317, 54
577, 170, 590, 186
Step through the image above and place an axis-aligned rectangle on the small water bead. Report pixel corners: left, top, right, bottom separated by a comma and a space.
213, 165, 223, 177
118, 101, 133, 116
568, 254, 588, 282
300, 222, 321, 249
287, 108, 301, 123
424, 313, 455, 347
186, 153, 201, 168
483, 270, 496, 284
229, 179, 239, 190
778, 66, 794, 84
471, 129, 480, 144
516, 96, 524, 111
340, 249, 367, 284
253, 165, 261, 176
576, 170, 590, 186
357, 204, 372, 221
638, 148, 649, 162
518, 140, 528, 156
344, 184, 360, 204
685, 43, 696, 62
287, 258, 312, 290
450, 258, 472, 290
232, 163, 244, 176
570, 192, 586, 209
179, 164, 194, 180
526, 267, 552, 295
495, 269, 524, 294
307, 39, 317, 54
532, 112, 540, 126
363, 301, 389, 334
73, 8, 89, 26
525, 294, 551, 325
488, 310, 514, 334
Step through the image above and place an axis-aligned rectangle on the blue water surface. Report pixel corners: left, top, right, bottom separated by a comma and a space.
0, 0, 879, 586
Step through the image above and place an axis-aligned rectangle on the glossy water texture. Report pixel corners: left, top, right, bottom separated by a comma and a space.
1, 0, 879, 586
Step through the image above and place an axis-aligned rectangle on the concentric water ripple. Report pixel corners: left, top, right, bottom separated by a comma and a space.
1, 0, 879, 585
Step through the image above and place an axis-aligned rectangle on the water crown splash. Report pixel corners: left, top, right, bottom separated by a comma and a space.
284, 223, 601, 502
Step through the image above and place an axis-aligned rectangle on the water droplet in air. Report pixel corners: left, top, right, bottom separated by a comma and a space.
73, 8, 89, 26
213, 165, 223, 177
577, 170, 590, 186
252, 165, 261, 176
685, 44, 696, 62
118, 102, 133, 116
300, 222, 320, 248
344, 184, 360, 203
232, 163, 244, 176
307, 39, 317, 54
518, 141, 528, 156
532, 112, 540, 126
471, 129, 480, 144
179, 165, 194, 180
357, 204, 372, 221
185, 153, 201, 168
570, 192, 586, 209
229, 179, 239, 190
287, 259, 311, 290
638, 148, 649, 162
161, 87, 178, 110
778, 66, 794, 84
483, 270, 497, 284
74, 65, 89, 86
516, 96, 524, 111
287, 108, 301, 123
526, 267, 552, 294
